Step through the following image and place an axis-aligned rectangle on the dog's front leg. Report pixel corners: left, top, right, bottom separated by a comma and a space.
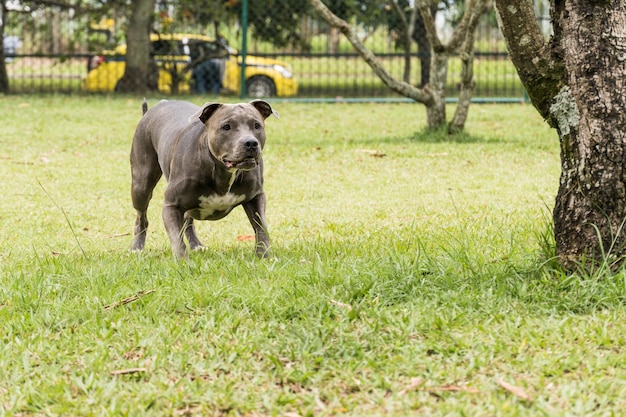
162, 204, 187, 259
243, 193, 270, 258
184, 217, 204, 251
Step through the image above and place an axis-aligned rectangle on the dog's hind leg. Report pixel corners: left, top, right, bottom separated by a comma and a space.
130, 142, 162, 252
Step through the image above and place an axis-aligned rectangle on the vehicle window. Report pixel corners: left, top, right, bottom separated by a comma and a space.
188, 40, 226, 60
188, 42, 203, 60
203, 42, 221, 55
151, 39, 183, 56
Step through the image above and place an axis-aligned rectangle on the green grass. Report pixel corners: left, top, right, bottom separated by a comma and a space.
1, 96, 625, 416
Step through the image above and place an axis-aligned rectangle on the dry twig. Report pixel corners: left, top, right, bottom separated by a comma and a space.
104, 289, 156, 311
497, 378, 532, 401
110, 367, 147, 376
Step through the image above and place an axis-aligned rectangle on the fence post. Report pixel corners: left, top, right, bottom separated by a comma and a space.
239, 0, 248, 99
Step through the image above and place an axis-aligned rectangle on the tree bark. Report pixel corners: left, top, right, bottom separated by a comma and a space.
116, 0, 156, 94
494, 1, 564, 121
495, 0, 626, 270
448, 47, 475, 133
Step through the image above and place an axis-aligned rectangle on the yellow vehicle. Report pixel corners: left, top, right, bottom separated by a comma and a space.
84, 33, 297, 97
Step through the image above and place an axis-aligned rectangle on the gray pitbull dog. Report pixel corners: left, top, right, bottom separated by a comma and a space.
130, 99, 278, 259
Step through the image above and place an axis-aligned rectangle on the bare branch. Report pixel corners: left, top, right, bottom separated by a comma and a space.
417, 0, 444, 52
449, 6, 482, 133
104, 289, 156, 311
309, 0, 434, 105
447, 0, 491, 52
389, 0, 408, 30
389, 0, 419, 83
494, 0, 564, 120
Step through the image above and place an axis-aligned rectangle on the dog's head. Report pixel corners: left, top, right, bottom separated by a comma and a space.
189, 100, 279, 172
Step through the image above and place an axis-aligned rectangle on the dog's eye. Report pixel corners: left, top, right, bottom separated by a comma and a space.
221, 124, 231, 131
254, 122, 261, 129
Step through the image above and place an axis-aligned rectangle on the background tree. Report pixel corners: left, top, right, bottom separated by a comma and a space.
309, 0, 491, 133
175, 0, 234, 34
494, 1, 626, 270
116, 0, 156, 93
387, 0, 436, 87
230, 0, 310, 50
0, 2, 9, 93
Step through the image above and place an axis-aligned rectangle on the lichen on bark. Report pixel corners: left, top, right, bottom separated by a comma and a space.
549, 86, 580, 136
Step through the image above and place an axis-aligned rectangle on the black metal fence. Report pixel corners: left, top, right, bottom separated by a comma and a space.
0, 2, 546, 100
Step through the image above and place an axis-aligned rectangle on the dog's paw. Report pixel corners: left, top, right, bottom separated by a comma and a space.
190, 244, 206, 252
255, 246, 271, 259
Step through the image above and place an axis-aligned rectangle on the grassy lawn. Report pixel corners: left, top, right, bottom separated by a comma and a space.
1, 96, 625, 416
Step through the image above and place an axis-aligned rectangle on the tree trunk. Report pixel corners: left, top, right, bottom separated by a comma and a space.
495, 0, 626, 270
329, 27, 340, 54
426, 52, 448, 129
0, 2, 9, 94
552, 2, 626, 268
116, 0, 156, 94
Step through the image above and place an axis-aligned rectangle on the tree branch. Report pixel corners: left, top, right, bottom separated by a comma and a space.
447, 0, 491, 52
389, 0, 408, 30
309, 0, 434, 105
494, 0, 564, 121
417, 0, 444, 53
449, 3, 485, 132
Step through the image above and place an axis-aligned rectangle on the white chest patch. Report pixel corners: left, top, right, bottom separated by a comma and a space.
197, 193, 246, 217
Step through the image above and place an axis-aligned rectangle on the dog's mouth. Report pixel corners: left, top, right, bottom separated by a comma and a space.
223, 157, 258, 170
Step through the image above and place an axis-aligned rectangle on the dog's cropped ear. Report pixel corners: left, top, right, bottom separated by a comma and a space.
249, 100, 280, 120
188, 103, 223, 124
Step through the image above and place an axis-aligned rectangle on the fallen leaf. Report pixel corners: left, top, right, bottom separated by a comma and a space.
237, 235, 255, 241
497, 378, 532, 401
399, 377, 425, 395
329, 299, 352, 310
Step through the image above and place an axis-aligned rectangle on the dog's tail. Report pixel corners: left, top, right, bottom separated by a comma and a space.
142, 98, 148, 115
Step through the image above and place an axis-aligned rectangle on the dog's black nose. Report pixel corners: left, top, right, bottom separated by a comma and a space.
244, 139, 259, 149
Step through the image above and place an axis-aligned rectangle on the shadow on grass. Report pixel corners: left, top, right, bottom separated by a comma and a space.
340, 126, 514, 147
408, 126, 511, 145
